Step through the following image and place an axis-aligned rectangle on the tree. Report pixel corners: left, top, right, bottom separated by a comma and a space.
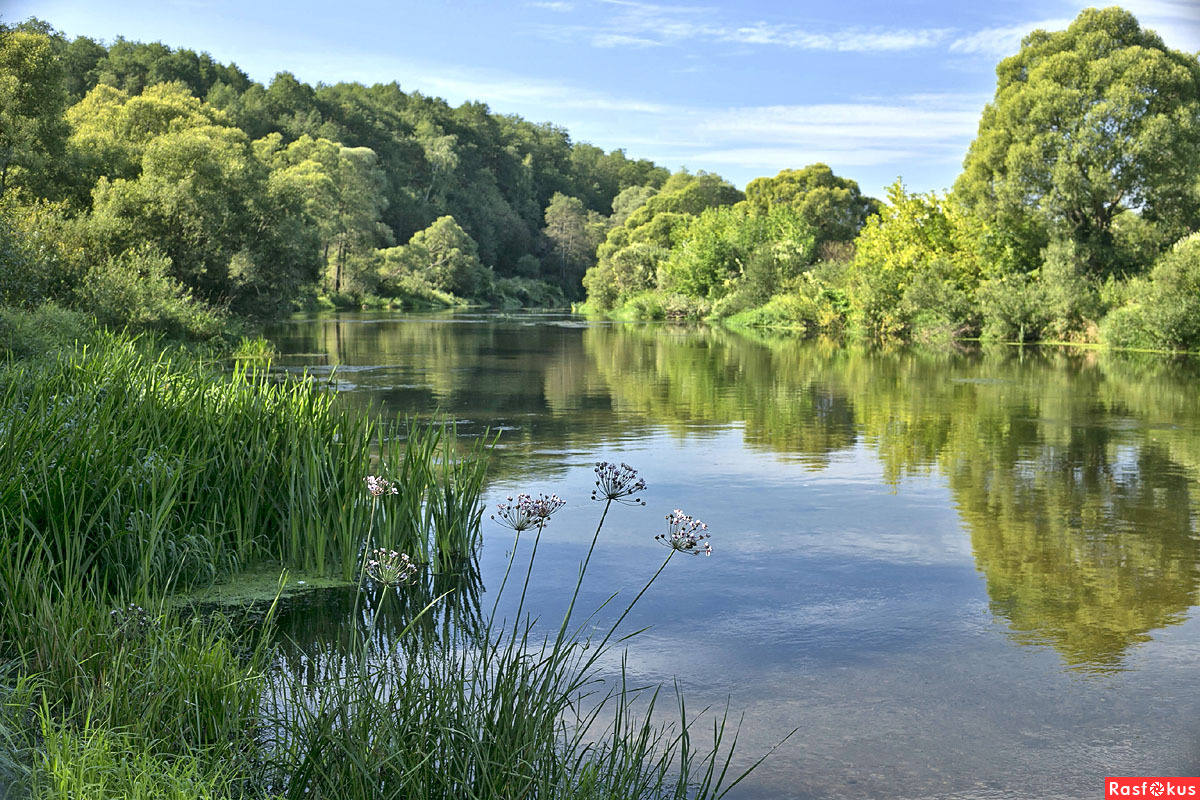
745, 164, 880, 246
955, 7, 1200, 277
0, 29, 69, 199
380, 216, 490, 298
258, 134, 391, 293
88, 121, 319, 314
542, 192, 607, 294
850, 181, 980, 339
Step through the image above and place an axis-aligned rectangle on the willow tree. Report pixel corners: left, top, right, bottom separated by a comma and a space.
955, 7, 1200, 277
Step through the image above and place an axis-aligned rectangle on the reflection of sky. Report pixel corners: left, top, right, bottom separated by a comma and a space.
270, 313, 1200, 799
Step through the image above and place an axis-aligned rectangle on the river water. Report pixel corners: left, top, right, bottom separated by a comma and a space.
268, 311, 1200, 800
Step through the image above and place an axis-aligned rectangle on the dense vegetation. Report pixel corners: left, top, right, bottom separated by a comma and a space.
0, 16, 671, 332
3, 7, 1198, 349
580, 8, 1200, 352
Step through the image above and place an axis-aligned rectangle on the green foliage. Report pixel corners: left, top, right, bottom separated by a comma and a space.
0, 305, 92, 359
848, 181, 978, 339
378, 215, 492, 299
77, 246, 225, 340
1101, 234, 1200, 351
490, 276, 566, 309
956, 7, 1200, 276
0, 199, 89, 309
0, 29, 70, 200
977, 272, 1052, 343
745, 163, 880, 246
542, 192, 608, 297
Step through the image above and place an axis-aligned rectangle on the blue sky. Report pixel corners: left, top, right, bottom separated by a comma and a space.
5, 0, 1199, 197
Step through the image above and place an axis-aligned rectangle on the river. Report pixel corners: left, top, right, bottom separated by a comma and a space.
267, 310, 1200, 800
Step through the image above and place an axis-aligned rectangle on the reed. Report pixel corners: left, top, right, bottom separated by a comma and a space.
0, 332, 491, 651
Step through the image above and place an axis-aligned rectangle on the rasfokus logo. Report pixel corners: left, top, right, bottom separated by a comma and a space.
1107, 778, 1200, 797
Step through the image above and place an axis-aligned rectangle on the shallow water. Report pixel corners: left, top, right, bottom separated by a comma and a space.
268, 311, 1200, 799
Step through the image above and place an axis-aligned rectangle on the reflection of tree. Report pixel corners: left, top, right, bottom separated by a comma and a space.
273, 314, 1200, 671
583, 325, 858, 469
955, 440, 1200, 671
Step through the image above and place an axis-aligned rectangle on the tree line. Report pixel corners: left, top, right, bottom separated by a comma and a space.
0, 16, 669, 337
580, 8, 1200, 352
2, 7, 1199, 350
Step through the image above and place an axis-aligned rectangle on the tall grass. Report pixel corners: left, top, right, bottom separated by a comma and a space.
0, 332, 490, 651
0, 332, 777, 799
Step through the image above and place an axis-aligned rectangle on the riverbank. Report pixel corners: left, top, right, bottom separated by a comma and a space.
0, 331, 754, 799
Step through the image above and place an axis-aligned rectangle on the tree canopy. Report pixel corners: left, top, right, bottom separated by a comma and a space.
955, 7, 1200, 277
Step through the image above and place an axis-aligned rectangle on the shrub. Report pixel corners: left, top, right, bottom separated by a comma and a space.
76, 246, 225, 340
1100, 234, 1200, 352
0, 305, 92, 359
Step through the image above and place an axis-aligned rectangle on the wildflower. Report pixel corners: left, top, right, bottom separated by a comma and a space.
110, 603, 154, 638
365, 548, 418, 587
655, 509, 711, 556
491, 493, 565, 531
366, 475, 399, 497
590, 462, 647, 505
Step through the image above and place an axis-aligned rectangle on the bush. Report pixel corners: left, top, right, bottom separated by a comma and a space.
1141, 234, 1200, 350
490, 277, 565, 309
1099, 302, 1157, 350
977, 272, 1052, 343
0, 304, 93, 359
77, 246, 225, 340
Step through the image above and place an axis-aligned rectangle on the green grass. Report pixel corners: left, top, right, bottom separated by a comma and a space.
0, 332, 775, 800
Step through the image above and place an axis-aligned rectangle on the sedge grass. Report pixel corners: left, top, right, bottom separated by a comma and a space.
0, 332, 779, 800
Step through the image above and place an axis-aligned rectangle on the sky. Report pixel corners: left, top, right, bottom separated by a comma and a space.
4, 0, 1199, 197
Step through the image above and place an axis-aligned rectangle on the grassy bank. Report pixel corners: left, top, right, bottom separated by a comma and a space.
0, 332, 762, 799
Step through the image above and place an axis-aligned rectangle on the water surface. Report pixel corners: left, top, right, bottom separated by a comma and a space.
269, 311, 1200, 800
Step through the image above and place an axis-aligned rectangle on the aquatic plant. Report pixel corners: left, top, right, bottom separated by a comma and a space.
262, 463, 769, 800
364, 548, 418, 588
656, 509, 712, 556
590, 461, 648, 504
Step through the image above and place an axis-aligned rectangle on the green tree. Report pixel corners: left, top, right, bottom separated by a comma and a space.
955, 7, 1200, 277
380, 216, 490, 298
542, 192, 607, 294
257, 134, 391, 293
745, 163, 880, 246
88, 122, 318, 314
0, 29, 69, 199
850, 181, 980, 340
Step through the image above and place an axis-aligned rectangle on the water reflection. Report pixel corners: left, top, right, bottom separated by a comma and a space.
269, 312, 1200, 675
274, 562, 485, 668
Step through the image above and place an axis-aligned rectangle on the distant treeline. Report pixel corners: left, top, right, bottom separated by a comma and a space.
579, 8, 1200, 352
0, 16, 670, 336
2, 7, 1199, 350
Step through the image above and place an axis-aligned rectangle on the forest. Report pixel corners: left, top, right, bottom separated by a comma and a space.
2, 6, 1199, 350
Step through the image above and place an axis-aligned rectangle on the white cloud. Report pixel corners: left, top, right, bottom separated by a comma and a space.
948, 18, 1072, 56
722, 23, 951, 52
541, 0, 951, 53
697, 102, 983, 145
591, 32, 663, 47
527, 0, 575, 10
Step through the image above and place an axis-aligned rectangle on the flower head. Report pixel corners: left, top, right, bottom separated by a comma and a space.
110, 603, 154, 639
365, 548, 418, 587
366, 475, 399, 497
655, 509, 711, 556
491, 492, 566, 531
590, 462, 647, 505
